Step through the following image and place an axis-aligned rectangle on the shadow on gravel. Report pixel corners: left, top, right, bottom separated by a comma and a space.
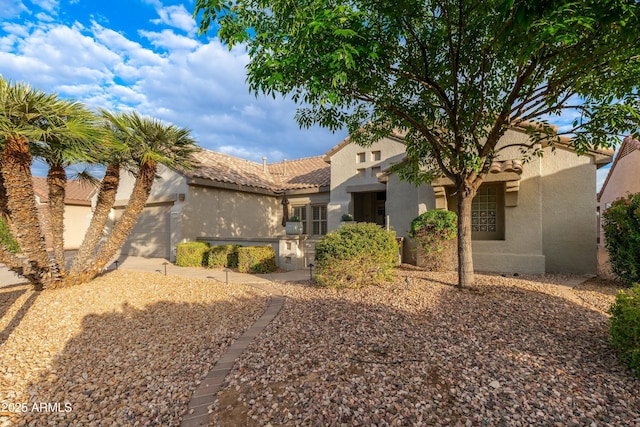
211, 277, 639, 427
0, 286, 38, 347
12, 295, 265, 426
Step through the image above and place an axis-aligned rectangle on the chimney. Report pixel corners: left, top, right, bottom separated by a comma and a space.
262, 157, 267, 172
282, 159, 287, 176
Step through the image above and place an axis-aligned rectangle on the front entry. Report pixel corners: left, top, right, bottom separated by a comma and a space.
353, 191, 386, 226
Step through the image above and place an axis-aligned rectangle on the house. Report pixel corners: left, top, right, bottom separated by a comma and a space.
31, 177, 96, 249
597, 135, 640, 245
114, 125, 613, 274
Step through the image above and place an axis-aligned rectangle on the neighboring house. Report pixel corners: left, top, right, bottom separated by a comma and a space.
115, 125, 613, 274
32, 177, 97, 249
597, 135, 640, 245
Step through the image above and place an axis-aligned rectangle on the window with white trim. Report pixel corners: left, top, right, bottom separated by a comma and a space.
311, 205, 328, 235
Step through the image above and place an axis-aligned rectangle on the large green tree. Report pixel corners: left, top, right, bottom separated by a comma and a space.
195, 0, 640, 286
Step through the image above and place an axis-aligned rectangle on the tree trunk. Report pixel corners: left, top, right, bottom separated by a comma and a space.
69, 164, 120, 275
47, 165, 67, 276
0, 136, 60, 290
457, 185, 477, 288
69, 161, 156, 284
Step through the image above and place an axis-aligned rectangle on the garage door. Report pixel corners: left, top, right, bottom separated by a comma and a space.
120, 203, 172, 259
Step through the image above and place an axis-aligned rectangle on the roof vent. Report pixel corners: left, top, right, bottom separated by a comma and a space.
262, 157, 267, 172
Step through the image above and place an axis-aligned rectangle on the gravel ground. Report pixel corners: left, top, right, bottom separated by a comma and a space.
0, 270, 270, 426
211, 267, 638, 427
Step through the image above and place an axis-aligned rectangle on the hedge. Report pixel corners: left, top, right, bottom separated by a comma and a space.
237, 246, 277, 274
609, 284, 640, 377
175, 241, 210, 267
602, 193, 640, 286
314, 222, 398, 288
207, 244, 241, 269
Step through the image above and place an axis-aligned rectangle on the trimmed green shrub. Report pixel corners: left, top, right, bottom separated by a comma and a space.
609, 284, 640, 377
237, 246, 277, 273
409, 209, 457, 253
409, 210, 458, 271
207, 244, 241, 269
0, 217, 19, 253
602, 193, 640, 286
314, 222, 398, 288
175, 241, 210, 267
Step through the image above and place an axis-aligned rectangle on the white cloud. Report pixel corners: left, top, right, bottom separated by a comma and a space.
0, 8, 347, 168
151, 4, 197, 34
139, 29, 198, 50
0, 0, 27, 19
31, 0, 59, 13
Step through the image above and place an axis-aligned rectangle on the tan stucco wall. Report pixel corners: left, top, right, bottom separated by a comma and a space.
541, 147, 598, 274
63, 205, 93, 249
327, 137, 407, 230
598, 149, 640, 244
181, 186, 281, 239
115, 164, 189, 202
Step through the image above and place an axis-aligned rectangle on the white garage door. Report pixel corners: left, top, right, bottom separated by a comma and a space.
120, 203, 172, 259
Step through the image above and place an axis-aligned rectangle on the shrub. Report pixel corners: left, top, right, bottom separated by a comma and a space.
237, 246, 277, 273
314, 222, 398, 288
409, 210, 457, 253
602, 193, 640, 286
0, 217, 19, 253
207, 244, 241, 269
609, 284, 640, 377
409, 210, 458, 271
175, 241, 210, 267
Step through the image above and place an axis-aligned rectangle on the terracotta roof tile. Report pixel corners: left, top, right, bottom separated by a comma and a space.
185, 149, 329, 192
268, 156, 330, 190
31, 176, 97, 205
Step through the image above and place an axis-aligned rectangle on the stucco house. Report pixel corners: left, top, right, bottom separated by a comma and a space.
114, 125, 613, 275
32, 177, 96, 249
597, 135, 640, 245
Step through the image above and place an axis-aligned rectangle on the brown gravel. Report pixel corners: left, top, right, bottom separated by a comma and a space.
0, 270, 270, 426
210, 267, 639, 427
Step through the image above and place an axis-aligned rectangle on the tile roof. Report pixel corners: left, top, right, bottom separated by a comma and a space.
185, 149, 330, 192
32, 176, 97, 205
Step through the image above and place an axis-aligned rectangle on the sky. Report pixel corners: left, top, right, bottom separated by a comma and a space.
0, 0, 349, 175
0, 0, 612, 189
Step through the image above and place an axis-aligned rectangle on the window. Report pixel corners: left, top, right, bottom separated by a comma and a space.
357, 168, 366, 177
311, 205, 328, 235
357, 152, 366, 163
371, 150, 381, 161
471, 185, 504, 240
293, 206, 308, 234
371, 166, 381, 177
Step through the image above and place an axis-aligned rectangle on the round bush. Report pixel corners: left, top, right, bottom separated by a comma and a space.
314, 222, 398, 288
602, 193, 640, 286
175, 241, 210, 267
609, 284, 640, 377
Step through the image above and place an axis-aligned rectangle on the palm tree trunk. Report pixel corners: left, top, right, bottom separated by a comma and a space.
69, 164, 120, 275
457, 184, 477, 288
72, 161, 156, 284
47, 165, 67, 275
0, 136, 60, 290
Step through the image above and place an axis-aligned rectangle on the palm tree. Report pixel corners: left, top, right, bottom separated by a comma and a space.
69, 111, 199, 283
69, 113, 128, 278
0, 77, 61, 289
31, 100, 107, 276
0, 76, 103, 289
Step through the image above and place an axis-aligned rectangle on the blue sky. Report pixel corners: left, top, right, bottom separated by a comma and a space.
0, 0, 349, 173
0, 0, 612, 189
